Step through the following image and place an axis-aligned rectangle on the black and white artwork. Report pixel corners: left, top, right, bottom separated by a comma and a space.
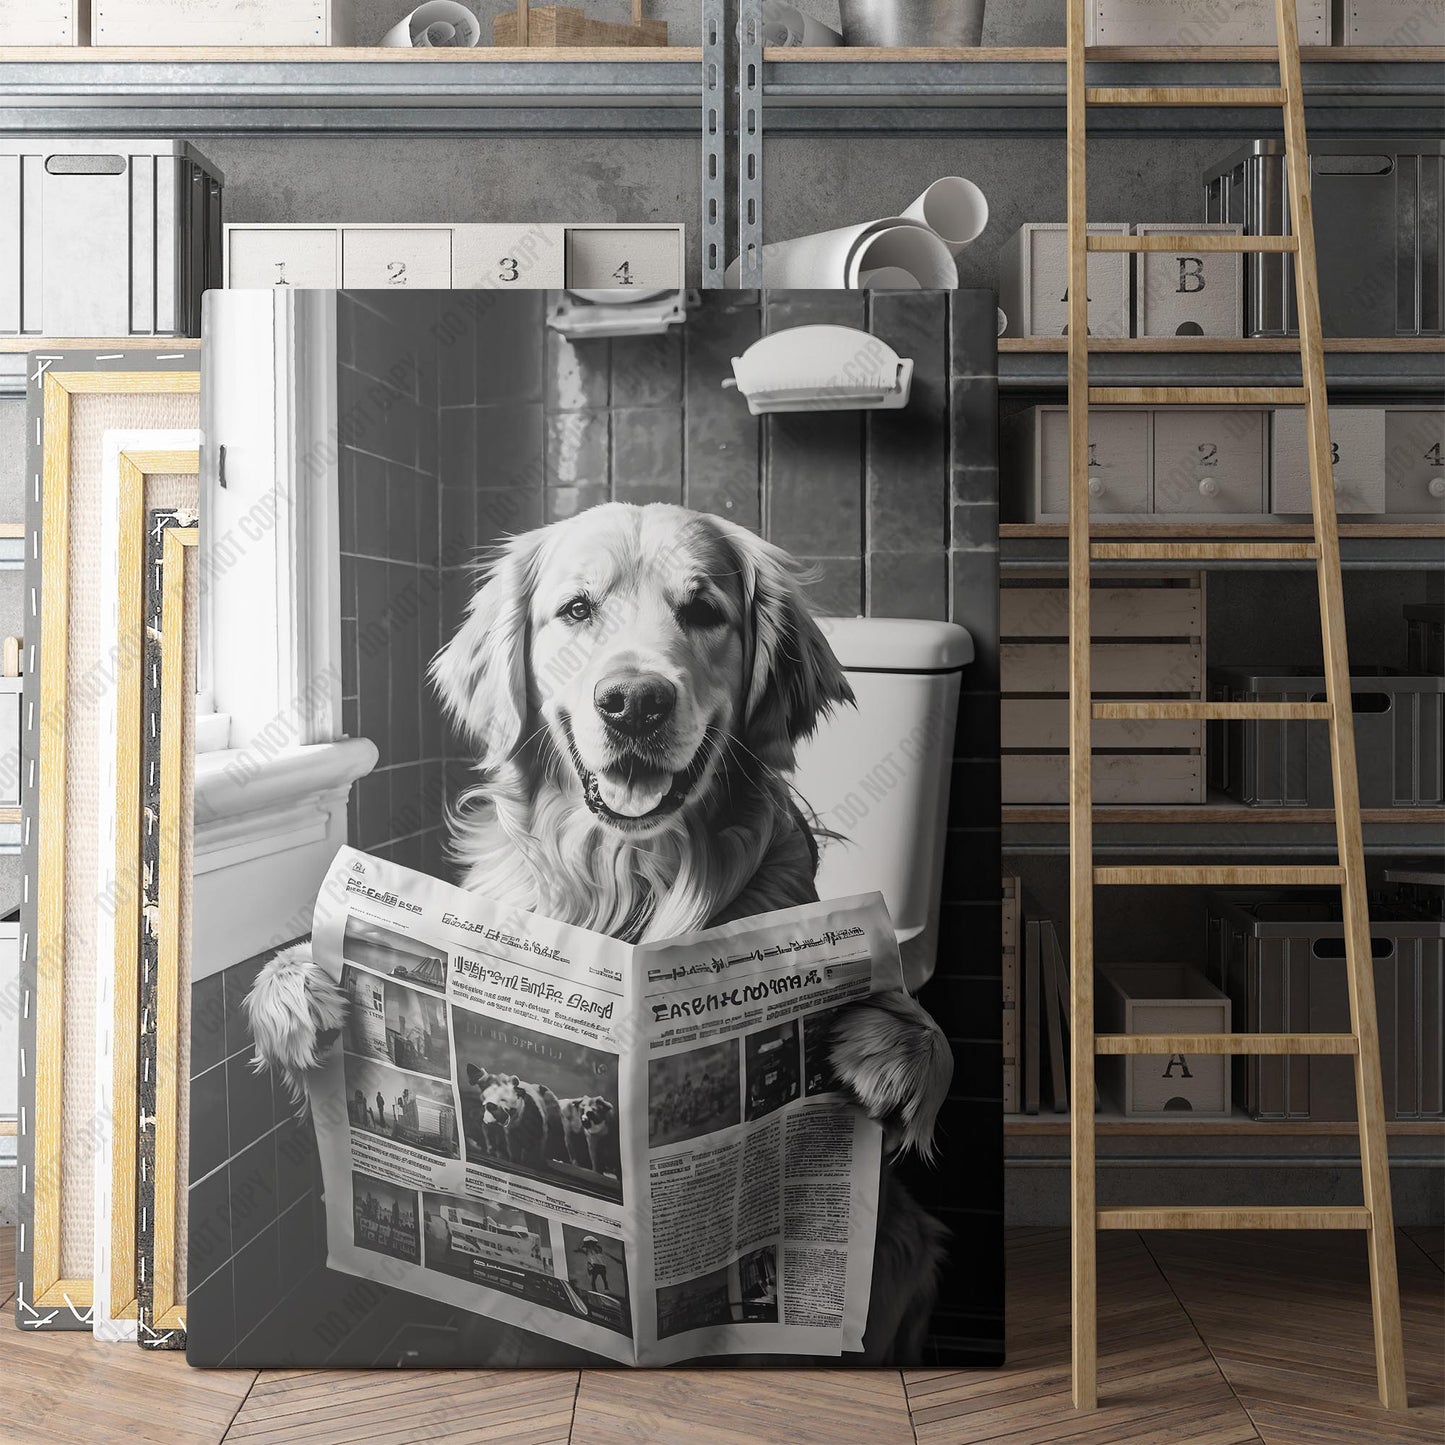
188, 288, 1003, 1369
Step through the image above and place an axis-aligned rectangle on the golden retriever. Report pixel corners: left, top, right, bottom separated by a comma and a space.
246, 502, 953, 1364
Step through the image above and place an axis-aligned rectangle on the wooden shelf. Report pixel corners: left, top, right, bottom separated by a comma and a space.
769, 46, 1445, 61
1001, 522, 1445, 538
999, 337, 1444, 353
0, 45, 698, 60
0, 338, 199, 353
1005, 1112, 1445, 1137
1004, 805, 1445, 826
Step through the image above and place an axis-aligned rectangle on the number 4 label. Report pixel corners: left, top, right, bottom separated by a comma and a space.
613, 261, 634, 285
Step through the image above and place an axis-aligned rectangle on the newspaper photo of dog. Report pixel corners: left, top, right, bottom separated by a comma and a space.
190, 287, 1004, 1369
452, 1014, 623, 1204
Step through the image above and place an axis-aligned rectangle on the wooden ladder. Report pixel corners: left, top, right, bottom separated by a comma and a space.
1064, 0, 1408, 1412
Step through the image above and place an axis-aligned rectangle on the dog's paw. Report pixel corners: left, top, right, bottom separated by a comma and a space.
242, 942, 347, 1117
828, 990, 953, 1163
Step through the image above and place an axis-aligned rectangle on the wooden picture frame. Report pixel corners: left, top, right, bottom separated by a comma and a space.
93, 438, 200, 1342
15, 352, 199, 1331
138, 513, 198, 1348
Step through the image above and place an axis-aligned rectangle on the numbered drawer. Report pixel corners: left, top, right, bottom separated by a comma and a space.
341, 228, 451, 289
1036, 408, 1150, 517
1134, 223, 1243, 339
1385, 408, 1445, 515
566, 227, 684, 290
1152, 409, 1266, 515
451, 224, 566, 289
227, 227, 339, 289
1271, 408, 1386, 515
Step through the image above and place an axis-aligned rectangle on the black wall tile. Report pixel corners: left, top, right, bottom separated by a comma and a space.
229, 1133, 279, 1257
612, 405, 684, 505
189, 1062, 231, 1183
191, 972, 226, 1078
868, 551, 948, 620
184, 1260, 236, 1366
233, 1221, 282, 1346
683, 297, 761, 527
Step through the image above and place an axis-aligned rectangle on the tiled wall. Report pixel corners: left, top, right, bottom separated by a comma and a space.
336, 291, 448, 875
432, 287, 1004, 1361
189, 288, 1002, 1366
186, 944, 326, 1364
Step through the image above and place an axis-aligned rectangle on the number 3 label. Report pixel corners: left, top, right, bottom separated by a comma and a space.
498, 257, 519, 283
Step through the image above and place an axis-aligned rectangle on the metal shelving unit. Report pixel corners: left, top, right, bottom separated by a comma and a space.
1000, 338, 1445, 394
1002, 803, 1445, 856
0, 47, 705, 133
760, 48, 1445, 135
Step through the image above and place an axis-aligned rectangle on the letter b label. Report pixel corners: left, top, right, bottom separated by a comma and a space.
1176, 257, 1206, 295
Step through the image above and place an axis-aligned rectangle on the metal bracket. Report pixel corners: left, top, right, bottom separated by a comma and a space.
702, 0, 727, 288
737, 0, 764, 288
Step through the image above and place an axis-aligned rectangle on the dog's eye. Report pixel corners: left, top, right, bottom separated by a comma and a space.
560, 596, 593, 624
677, 597, 724, 630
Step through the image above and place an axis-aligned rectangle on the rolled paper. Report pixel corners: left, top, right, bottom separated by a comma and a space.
760, 1, 844, 46
901, 176, 990, 254
382, 1, 482, 47
997, 307, 1008, 336
725, 218, 958, 290
858, 267, 923, 289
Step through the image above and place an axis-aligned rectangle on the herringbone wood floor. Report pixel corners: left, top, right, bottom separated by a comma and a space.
2, 1225, 1440, 1444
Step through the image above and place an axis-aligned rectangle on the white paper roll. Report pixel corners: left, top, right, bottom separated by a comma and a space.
760, 1, 844, 46
724, 218, 957, 290
901, 176, 990, 254
858, 267, 922, 289
382, 1, 481, 47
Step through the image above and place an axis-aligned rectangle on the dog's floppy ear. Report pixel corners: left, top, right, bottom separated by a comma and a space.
711, 518, 854, 771
430, 530, 547, 765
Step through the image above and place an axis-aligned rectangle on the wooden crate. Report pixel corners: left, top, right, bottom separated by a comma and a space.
494, 0, 667, 45
1097, 965, 1232, 1119
0, 0, 84, 42
93, 0, 352, 44
1001, 573, 1206, 806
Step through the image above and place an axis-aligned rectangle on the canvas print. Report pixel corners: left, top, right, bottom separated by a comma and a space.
188, 287, 1002, 1369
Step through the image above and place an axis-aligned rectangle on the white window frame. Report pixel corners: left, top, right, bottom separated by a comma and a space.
195, 289, 375, 980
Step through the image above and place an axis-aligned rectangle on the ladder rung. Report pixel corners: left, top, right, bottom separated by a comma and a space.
1086, 86, 1287, 107
1086, 234, 1297, 253
1095, 1033, 1358, 1057
1097, 1207, 1371, 1232
1088, 386, 1310, 405
1094, 866, 1345, 886
1091, 542, 1321, 562
1093, 701, 1332, 721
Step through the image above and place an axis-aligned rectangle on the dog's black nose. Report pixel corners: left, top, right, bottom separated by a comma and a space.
594, 674, 676, 738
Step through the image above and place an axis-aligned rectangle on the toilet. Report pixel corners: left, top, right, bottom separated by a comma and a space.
790, 616, 975, 992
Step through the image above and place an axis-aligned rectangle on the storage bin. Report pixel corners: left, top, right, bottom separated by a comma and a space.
1003, 406, 1150, 521
1088, 0, 1329, 44
1384, 407, 1445, 515
93, 0, 352, 45
1097, 966, 1232, 1118
1209, 664, 1445, 807
1332, 0, 1445, 44
225, 223, 685, 292
1405, 603, 1444, 675
1204, 139, 1444, 338
0, 139, 223, 338
1207, 891, 1444, 1120
1134, 223, 1244, 339
0, 0, 85, 42
1152, 408, 1267, 516
1271, 406, 1387, 515
997, 223, 1130, 339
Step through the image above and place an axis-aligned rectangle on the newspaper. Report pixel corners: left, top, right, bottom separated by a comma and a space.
307, 846, 899, 1365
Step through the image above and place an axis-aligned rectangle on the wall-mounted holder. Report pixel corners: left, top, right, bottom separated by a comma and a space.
547, 288, 691, 338
723, 324, 914, 413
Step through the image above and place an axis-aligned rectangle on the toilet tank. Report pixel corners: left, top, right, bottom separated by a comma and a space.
790, 617, 975, 991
